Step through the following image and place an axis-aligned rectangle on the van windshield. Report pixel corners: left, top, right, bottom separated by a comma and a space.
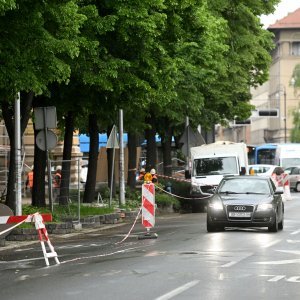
193, 157, 239, 176
282, 158, 300, 168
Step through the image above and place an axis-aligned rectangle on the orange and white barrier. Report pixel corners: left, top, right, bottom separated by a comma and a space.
0, 212, 59, 266
142, 183, 155, 229
274, 173, 292, 201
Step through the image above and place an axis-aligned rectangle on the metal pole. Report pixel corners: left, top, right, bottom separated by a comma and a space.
77, 159, 80, 224
284, 87, 287, 143
119, 109, 125, 206
15, 92, 22, 216
43, 108, 53, 212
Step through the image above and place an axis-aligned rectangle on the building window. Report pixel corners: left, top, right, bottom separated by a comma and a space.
292, 42, 300, 56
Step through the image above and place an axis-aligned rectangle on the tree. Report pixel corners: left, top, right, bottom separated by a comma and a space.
0, 1, 86, 210
290, 106, 300, 143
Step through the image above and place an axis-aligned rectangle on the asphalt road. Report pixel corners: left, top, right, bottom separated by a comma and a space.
1, 193, 300, 300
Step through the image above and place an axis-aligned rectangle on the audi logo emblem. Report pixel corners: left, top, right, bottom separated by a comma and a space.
234, 206, 246, 211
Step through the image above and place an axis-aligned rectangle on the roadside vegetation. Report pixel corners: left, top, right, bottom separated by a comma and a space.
0, 0, 284, 214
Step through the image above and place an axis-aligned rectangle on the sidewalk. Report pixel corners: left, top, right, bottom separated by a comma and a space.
0, 221, 129, 252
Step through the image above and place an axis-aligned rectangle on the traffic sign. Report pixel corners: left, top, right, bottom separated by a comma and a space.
106, 125, 119, 149
36, 130, 58, 151
34, 107, 57, 130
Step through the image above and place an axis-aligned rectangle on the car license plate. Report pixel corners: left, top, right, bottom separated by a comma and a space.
229, 212, 251, 218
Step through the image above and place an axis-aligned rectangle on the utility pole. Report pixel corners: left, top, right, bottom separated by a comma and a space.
15, 92, 22, 216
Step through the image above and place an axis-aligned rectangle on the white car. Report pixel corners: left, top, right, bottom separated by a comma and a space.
248, 164, 281, 177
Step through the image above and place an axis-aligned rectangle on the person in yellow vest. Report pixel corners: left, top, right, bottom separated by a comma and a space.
249, 167, 255, 175
25, 166, 34, 194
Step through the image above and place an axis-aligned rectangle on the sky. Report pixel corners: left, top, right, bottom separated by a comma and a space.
260, 0, 300, 28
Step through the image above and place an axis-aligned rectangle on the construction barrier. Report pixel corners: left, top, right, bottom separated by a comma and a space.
140, 183, 157, 239
273, 173, 292, 201
0, 211, 59, 266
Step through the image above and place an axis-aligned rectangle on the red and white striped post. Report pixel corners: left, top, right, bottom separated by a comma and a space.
0, 210, 59, 266
140, 182, 157, 239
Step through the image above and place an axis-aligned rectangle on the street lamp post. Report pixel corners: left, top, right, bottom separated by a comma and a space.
276, 85, 287, 143
283, 86, 287, 143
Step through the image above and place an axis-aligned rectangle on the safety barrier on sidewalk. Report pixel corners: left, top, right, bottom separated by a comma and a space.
0, 211, 60, 266
154, 184, 212, 200
157, 174, 191, 183
139, 183, 157, 239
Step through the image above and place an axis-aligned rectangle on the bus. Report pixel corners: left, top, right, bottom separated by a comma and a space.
255, 144, 277, 165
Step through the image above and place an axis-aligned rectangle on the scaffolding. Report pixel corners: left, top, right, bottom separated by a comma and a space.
0, 123, 9, 201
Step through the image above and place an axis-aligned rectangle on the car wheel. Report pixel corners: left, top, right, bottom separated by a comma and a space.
268, 213, 278, 232
207, 215, 216, 232
278, 211, 284, 230
296, 183, 300, 192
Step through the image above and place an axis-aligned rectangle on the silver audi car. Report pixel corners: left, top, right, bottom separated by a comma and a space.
207, 175, 284, 232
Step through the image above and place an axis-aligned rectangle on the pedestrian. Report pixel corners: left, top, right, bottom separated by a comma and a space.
150, 168, 158, 183
53, 165, 62, 202
25, 166, 34, 194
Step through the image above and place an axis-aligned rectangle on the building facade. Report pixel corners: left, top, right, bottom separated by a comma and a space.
250, 8, 300, 144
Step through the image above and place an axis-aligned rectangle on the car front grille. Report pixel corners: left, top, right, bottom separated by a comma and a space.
226, 205, 254, 221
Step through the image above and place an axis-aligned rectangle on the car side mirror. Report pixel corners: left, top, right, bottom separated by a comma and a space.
275, 187, 284, 194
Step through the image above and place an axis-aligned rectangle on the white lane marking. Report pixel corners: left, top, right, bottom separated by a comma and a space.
290, 229, 300, 235
260, 275, 286, 282
255, 258, 300, 265
221, 261, 237, 268
287, 240, 300, 244
154, 280, 200, 300
15, 248, 35, 252
61, 245, 148, 264
277, 250, 300, 255
261, 239, 281, 248
221, 253, 253, 268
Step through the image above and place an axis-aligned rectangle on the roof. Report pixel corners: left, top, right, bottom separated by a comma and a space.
268, 8, 300, 30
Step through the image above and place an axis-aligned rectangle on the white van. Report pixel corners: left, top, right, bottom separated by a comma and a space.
190, 141, 248, 196
274, 144, 300, 168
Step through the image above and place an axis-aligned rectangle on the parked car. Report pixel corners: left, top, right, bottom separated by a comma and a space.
248, 164, 280, 177
207, 175, 284, 232
284, 166, 300, 192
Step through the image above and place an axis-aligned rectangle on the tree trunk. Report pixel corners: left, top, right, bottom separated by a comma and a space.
1, 92, 33, 212
127, 132, 137, 189
83, 114, 99, 203
162, 124, 173, 176
32, 126, 46, 207
145, 114, 157, 172
59, 111, 74, 205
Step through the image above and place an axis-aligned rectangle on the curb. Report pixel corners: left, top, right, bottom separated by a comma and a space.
0, 211, 138, 247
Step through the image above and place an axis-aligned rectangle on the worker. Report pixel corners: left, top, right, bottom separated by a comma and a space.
25, 166, 34, 194
53, 165, 62, 202
150, 168, 158, 183
249, 168, 255, 175
138, 168, 146, 181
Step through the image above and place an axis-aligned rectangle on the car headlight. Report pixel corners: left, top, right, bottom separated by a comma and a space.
191, 184, 201, 192
209, 202, 223, 210
257, 203, 273, 211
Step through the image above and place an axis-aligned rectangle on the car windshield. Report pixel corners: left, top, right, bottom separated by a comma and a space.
218, 178, 270, 194
249, 166, 271, 174
193, 157, 238, 176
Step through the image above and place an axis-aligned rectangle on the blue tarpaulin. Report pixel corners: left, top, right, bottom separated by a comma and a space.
79, 133, 172, 153
79, 133, 128, 153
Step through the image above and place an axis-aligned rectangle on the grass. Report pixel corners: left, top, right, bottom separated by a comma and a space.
21, 204, 115, 224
